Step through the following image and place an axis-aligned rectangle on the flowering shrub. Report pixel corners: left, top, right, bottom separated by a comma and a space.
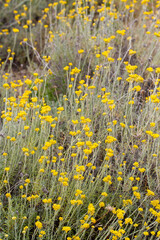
0, 0, 160, 240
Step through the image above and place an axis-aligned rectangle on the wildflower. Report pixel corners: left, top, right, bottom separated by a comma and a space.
129, 177, 134, 181
24, 126, 29, 130
134, 85, 141, 91
138, 168, 145, 173
146, 67, 154, 72
150, 122, 155, 127
133, 162, 139, 167
57, 107, 64, 111
40, 231, 46, 235
81, 223, 90, 229
157, 231, 160, 237
133, 191, 141, 199
78, 49, 84, 54
75, 189, 83, 196
25, 179, 30, 184
62, 226, 71, 233
25, 79, 32, 85
138, 208, 143, 212
52, 204, 61, 210
120, 123, 125, 128
10, 137, 16, 142
98, 227, 103, 231
99, 202, 105, 208
146, 189, 155, 196
35, 221, 43, 229
116, 29, 126, 35
13, 28, 19, 33
4, 167, 10, 171
3, 152, 8, 156
101, 192, 108, 197
129, 49, 136, 55
117, 177, 123, 181
32, 86, 38, 91
88, 203, 95, 215
103, 175, 111, 182
116, 209, 125, 219
6, 193, 11, 198
132, 144, 138, 149
125, 218, 133, 224
105, 136, 117, 143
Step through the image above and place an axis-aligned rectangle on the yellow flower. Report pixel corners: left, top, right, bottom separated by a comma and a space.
101, 192, 108, 197
147, 67, 153, 72
129, 177, 134, 181
13, 28, 19, 33
81, 223, 90, 229
24, 126, 29, 130
129, 49, 136, 55
62, 226, 71, 233
133, 145, 138, 149
57, 107, 64, 111
138, 208, 143, 212
6, 193, 11, 198
116, 29, 126, 35
3, 152, 8, 156
4, 167, 10, 171
35, 221, 43, 229
25, 79, 32, 85
3, 83, 10, 89
133, 191, 141, 199
96, 54, 101, 58
143, 231, 149, 236
117, 177, 123, 181
157, 231, 160, 237
98, 227, 103, 231
134, 85, 141, 91
52, 204, 61, 210
125, 218, 133, 224
120, 123, 125, 128
116, 209, 125, 219
32, 86, 38, 91
146, 189, 155, 196
10, 137, 16, 141
103, 175, 111, 182
40, 230, 46, 235
133, 162, 139, 167
99, 202, 105, 208
78, 49, 84, 54
88, 203, 95, 216
138, 168, 145, 173
25, 179, 30, 184
64, 66, 69, 71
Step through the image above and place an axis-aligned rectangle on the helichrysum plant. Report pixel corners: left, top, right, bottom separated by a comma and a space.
0, 0, 160, 240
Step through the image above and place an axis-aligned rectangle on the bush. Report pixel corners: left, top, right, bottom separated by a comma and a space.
0, 0, 160, 239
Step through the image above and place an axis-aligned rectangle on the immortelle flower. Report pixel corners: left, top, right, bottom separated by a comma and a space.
35, 221, 43, 229
81, 223, 90, 229
52, 204, 61, 210
99, 202, 105, 208
88, 203, 95, 216
62, 226, 71, 233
